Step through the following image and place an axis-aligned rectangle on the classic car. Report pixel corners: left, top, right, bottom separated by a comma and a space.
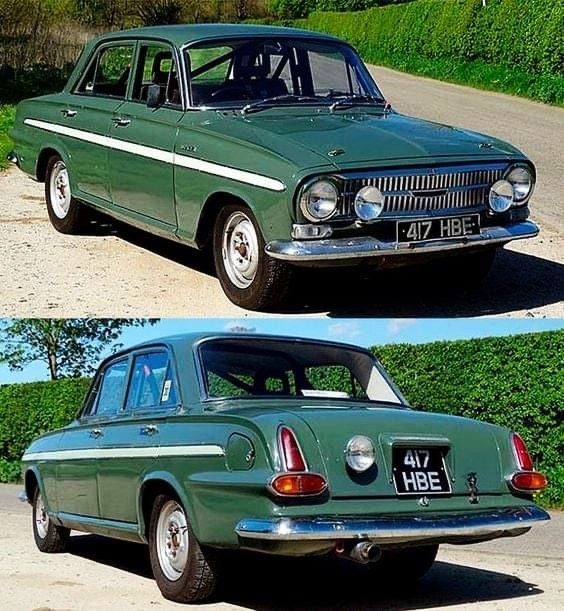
8, 25, 539, 310
21, 332, 549, 603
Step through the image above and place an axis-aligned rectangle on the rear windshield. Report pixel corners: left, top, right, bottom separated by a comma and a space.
198, 338, 404, 406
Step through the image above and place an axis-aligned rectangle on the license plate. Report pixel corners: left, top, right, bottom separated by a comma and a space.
397, 215, 480, 243
392, 447, 451, 495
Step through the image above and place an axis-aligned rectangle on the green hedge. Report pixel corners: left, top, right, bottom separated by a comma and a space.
298, 0, 564, 105
0, 331, 562, 505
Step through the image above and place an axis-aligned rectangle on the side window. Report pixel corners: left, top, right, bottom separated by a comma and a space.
92, 359, 129, 417
77, 44, 134, 99
132, 44, 181, 107
126, 352, 177, 410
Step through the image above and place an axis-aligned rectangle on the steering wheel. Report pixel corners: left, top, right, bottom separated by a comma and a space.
210, 85, 252, 102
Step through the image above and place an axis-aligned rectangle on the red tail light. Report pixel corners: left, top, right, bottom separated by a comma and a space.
271, 473, 327, 496
511, 471, 548, 492
278, 426, 307, 472
511, 433, 534, 470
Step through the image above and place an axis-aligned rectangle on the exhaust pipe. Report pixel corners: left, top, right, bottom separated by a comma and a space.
348, 541, 381, 564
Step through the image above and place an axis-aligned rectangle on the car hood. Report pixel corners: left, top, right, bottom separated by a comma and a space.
211, 108, 522, 172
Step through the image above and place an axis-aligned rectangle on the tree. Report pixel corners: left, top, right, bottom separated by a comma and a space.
0, 319, 158, 380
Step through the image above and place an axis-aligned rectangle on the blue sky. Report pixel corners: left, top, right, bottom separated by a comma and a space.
0, 317, 562, 384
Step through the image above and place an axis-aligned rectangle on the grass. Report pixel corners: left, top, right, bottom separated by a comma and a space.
0, 105, 16, 171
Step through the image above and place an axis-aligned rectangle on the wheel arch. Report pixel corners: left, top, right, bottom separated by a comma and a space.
195, 190, 256, 250
23, 465, 44, 506
36, 146, 67, 183
137, 472, 201, 543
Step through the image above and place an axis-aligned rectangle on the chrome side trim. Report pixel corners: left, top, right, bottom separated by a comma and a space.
266, 220, 539, 262
235, 505, 550, 543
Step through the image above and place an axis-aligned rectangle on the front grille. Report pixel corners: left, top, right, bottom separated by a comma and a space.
339, 163, 507, 219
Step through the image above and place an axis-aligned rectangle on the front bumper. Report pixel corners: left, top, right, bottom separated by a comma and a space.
235, 505, 549, 545
6, 152, 19, 167
265, 220, 539, 262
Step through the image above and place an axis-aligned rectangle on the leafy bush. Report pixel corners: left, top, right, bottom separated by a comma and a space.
0, 104, 15, 170
0, 332, 561, 505
299, 0, 564, 105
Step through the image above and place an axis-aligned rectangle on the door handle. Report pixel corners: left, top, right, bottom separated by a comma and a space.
61, 109, 78, 118
89, 428, 103, 439
140, 424, 159, 436
113, 117, 131, 127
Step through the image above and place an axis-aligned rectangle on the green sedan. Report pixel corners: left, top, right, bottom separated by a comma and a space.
21, 333, 549, 603
9, 25, 539, 309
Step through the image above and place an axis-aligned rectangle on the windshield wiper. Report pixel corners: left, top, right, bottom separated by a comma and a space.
241, 94, 320, 115
329, 94, 388, 112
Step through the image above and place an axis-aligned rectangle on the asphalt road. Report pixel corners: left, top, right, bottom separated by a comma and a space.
0, 484, 562, 610
0, 66, 562, 318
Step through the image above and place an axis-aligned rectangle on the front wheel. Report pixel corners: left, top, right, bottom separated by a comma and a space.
45, 155, 89, 234
370, 544, 438, 583
32, 489, 70, 553
213, 204, 294, 310
148, 494, 220, 603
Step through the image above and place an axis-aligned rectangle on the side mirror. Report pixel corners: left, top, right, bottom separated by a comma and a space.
147, 84, 162, 109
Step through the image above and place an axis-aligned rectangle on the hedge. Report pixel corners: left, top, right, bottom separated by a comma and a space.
0, 331, 562, 505
298, 0, 564, 105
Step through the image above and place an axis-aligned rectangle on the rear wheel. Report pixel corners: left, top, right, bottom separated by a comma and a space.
213, 204, 294, 310
32, 489, 70, 553
370, 544, 438, 583
148, 494, 220, 603
45, 155, 89, 234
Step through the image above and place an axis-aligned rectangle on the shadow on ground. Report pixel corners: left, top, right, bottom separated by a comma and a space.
105, 214, 563, 316
68, 536, 542, 610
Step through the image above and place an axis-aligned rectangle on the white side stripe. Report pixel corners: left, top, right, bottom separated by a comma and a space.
24, 118, 286, 192
22, 444, 224, 462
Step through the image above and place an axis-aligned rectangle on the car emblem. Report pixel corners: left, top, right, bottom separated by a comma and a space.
418, 496, 430, 507
467, 472, 480, 504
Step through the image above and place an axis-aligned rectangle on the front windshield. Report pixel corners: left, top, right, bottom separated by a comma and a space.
186, 37, 382, 108
198, 338, 404, 405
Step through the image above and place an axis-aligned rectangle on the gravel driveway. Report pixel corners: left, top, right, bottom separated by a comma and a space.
0, 484, 562, 610
0, 66, 562, 317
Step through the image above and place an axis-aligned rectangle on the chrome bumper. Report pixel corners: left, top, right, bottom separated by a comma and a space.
235, 505, 549, 544
6, 152, 19, 166
265, 221, 539, 262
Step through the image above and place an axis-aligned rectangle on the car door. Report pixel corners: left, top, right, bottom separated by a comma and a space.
63, 41, 136, 204
55, 358, 129, 518
96, 349, 180, 524
108, 42, 182, 229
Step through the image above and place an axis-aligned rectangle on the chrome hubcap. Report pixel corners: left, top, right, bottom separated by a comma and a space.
156, 501, 189, 581
49, 161, 71, 219
222, 211, 259, 289
35, 493, 49, 539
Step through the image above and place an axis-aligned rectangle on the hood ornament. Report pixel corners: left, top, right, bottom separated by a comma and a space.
328, 148, 345, 157
467, 472, 480, 504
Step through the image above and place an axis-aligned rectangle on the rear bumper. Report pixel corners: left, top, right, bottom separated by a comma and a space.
265, 220, 539, 262
235, 505, 549, 545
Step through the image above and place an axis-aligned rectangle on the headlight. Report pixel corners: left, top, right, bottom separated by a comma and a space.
489, 179, 513, 213
506, 165, 534, 203
299, 179, 339, 222
354, 186, 384, 221
345, 435, 376, 473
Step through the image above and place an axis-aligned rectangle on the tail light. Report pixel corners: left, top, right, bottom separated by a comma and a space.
511, 433, 534, 470
271, 473, 327, 496
509, 432, 548, 492
278, 426, 307, 472
271, 426, 327, 497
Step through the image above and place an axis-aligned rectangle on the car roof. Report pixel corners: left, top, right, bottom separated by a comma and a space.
96, 23, 341, 47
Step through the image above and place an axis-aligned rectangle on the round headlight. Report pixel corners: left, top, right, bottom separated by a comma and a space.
354, 186, 384, 222
345, 435, 376, 473
489, 179, 513, 213
300, 180, 339, 222
506, 165, 534, 203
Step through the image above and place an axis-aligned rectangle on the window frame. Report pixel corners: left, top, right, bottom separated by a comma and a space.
72, 40, 137, 102
80, 355, 131, 421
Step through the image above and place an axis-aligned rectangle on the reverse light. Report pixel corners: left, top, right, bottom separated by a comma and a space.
345, 435, 376, 472
511, 432, 534, 471
270, 473, 328, 496
278, 426, 307, 472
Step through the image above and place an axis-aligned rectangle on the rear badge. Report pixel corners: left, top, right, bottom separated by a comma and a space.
418, 496, 430, 507
467, 472, 480, 504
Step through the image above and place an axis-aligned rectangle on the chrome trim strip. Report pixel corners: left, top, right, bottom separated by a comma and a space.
266, 221, 539, 261
22, 444, 224, 461
235, 505, 550, 542
23, 119, 286, 192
